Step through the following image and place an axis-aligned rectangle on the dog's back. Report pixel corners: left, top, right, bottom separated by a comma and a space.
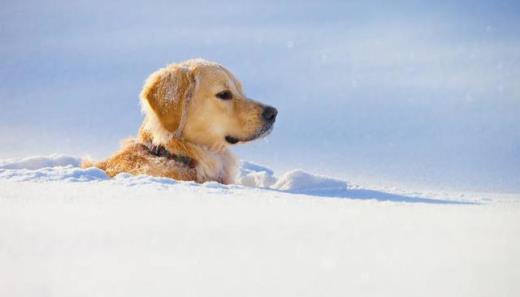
82, 140, 198, 181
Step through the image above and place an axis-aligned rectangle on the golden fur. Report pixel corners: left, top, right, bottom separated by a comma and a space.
82, 59, 276, 184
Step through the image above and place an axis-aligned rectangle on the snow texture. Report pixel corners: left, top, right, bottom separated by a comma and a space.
1, 155, 520, 297
0, 155, 478, 204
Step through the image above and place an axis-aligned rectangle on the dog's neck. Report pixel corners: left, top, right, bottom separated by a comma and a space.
145, 143, 196, 168
139, 114, 231, 153
138, 122, 238, 184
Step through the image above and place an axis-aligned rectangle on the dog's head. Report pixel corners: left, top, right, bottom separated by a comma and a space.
140, 59, 277, 150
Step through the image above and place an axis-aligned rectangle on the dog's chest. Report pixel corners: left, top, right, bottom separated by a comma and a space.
195, 149, 237, 184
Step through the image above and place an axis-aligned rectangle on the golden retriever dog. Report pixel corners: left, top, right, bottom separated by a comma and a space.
82, 59, 277, 184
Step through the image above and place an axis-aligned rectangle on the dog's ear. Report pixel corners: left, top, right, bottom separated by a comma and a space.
140, 65, 195, 135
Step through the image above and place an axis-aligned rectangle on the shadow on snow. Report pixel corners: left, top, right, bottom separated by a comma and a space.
278, 188, 476, 205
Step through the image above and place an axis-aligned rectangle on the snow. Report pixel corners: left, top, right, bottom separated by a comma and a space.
1, 155, 519, 297
0, 155, 481, 203
273, 170, 348, 192
0, 155, 82, 170
0, 155, 106, 182
238, 161, 277, 188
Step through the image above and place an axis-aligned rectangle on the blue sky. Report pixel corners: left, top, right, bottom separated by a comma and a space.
1, 0, 519, 192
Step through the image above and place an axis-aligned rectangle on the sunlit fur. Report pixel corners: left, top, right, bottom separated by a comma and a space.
82, 59, 273, 184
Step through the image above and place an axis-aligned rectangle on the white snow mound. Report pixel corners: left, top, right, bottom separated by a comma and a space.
272, 169, 348, 192
238, 161, 277, 188
0, 155, 107, 182
0, 155, 481, 204
0, 154, 81, 170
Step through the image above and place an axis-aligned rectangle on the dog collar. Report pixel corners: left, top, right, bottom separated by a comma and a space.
146, 144, 197, 168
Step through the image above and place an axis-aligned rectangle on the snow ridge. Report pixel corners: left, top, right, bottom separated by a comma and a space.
0, 155, 475, 204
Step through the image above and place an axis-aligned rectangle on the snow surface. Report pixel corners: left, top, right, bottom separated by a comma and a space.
1, 155, 519, 297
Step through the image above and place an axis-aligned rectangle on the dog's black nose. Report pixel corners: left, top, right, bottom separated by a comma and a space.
262, 106, 278, 123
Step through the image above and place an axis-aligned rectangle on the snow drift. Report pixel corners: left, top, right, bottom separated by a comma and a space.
0, 155, 476, 204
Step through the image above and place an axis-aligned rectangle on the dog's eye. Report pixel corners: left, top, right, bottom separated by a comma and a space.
216, 90, 233, 100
